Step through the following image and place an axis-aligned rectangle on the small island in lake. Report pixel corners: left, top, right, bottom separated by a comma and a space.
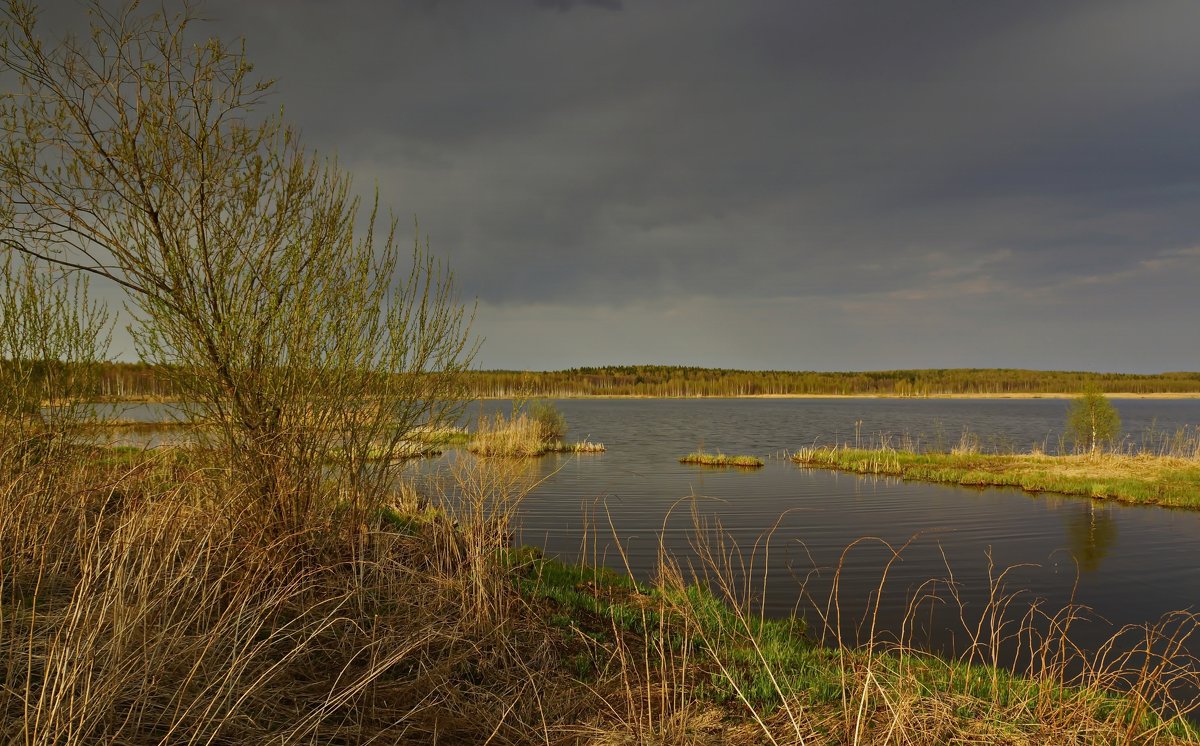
680, 451, 764, 468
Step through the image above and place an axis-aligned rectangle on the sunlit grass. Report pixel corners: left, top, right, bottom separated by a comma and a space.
680, 451, 764, 468
793, 446, 1200, 507
466, 406, 605, 457
548, 438, 606, 453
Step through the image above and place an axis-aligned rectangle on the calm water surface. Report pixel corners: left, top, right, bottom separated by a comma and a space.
451, 398, 1200, 657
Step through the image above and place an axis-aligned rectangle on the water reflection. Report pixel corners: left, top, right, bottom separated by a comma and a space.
1066, 504, 1117, 574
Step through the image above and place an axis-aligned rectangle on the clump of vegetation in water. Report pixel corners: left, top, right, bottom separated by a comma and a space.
466, 411, 547, 457
680, 451, 764, 468
468, 403, 604, 457
547, 439, 606, 453
528, 399, 566, 441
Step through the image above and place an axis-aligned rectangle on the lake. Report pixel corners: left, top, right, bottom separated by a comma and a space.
440, 397, 1200, 664
114, 397, 1200, 664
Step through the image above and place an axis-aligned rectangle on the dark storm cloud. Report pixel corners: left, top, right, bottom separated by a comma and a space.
188, 0, 1200, 370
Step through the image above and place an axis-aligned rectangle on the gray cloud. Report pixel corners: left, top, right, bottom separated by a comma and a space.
534, 0, 623, 11
144, 1, 1200, 370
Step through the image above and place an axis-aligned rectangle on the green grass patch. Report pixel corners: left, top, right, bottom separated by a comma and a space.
504, 548, 1198, 737
507, 548, 824, 706
792, 446, 1200, 508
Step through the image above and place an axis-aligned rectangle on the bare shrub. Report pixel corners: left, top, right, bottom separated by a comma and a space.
0, 0, 475, 535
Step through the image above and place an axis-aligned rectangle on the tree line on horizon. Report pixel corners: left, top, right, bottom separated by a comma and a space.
87, 362, 1200, 400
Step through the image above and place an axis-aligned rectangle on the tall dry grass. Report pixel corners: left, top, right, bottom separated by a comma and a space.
469, 411, 551, 457
1135, 424, 1200, 460
0, 438, 602, 744
468, 409, 605, 457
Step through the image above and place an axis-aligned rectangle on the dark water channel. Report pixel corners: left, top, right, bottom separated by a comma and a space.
447, 398, 1200, 672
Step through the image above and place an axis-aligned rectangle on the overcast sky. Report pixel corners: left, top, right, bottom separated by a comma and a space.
155, 2, 1200, 370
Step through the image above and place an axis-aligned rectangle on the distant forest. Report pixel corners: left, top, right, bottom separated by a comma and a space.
93, 363, 1200, 400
